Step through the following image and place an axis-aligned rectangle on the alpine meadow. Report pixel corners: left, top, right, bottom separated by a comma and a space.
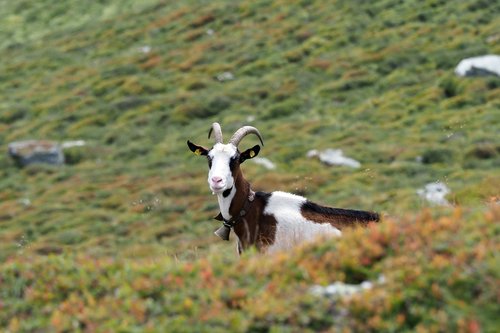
0, 0, 499, 332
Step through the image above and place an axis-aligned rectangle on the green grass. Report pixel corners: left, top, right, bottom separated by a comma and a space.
0, 0, 499, 331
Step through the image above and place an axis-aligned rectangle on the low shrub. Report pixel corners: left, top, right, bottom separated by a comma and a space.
0, 206, 497, 332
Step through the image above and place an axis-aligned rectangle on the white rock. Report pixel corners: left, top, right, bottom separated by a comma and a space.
139, 46, 151, 54
61, 140, 86, 149
216, 72, 234, 82
308, 148, 361, 168
310, 274, 386, 299
306, 149, 319, 158
18, 198, 31, 207
455, 54, 500, 77
252, 157, 276, 170
417, 182, 451, 206
310, 280, 373, 298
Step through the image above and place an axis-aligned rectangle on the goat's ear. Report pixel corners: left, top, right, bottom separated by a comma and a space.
187, 140, 208, 156
240, 145, 260, 163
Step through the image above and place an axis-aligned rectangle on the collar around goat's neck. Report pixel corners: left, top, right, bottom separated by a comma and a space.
214, 190, 255, 241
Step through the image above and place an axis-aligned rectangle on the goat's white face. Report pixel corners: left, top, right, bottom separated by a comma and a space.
207, 143, 238, 193
188, 138, 261, 194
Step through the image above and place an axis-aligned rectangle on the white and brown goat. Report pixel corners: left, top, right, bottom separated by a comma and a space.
187, 123, 379, 254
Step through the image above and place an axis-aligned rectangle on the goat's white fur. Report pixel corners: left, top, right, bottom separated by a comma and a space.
217, 188, 236, 221
264, 191, 341, 253
208, 143, 236, 194
208, 143, 238, 221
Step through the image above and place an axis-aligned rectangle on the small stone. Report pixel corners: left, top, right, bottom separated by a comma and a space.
216, 72, 234, 82
252, 157, 276, 170
139, 46, 151, 54
61, 140, 86, 149
417, 182, 451, 206
307, 148, 361, 168
8, 140, 64, 167
18, 198, 31, 207
310, 280, 373, 298
306, 149, 319, 158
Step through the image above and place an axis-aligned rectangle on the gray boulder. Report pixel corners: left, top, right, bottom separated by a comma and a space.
455, 55, 500, 77
8, 140, 64, 167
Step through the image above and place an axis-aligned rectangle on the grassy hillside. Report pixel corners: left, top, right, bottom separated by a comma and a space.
0, 0, 499, 331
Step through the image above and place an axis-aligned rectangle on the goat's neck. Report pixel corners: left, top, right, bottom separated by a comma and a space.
216, 169, 261, 251
216, 169, 251, 221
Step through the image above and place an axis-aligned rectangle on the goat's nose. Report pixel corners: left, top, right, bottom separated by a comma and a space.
211, 176, 223, 184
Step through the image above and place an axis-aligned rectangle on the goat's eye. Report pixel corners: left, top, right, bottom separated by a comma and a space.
207, 156, 213, 168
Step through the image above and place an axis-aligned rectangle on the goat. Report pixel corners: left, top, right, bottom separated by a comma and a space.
187, 123, 379, 254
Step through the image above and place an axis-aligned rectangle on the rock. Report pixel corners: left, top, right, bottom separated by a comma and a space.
8, 140, 64, 167
139, 46, 151, 54
18, 198, 31, 207
252, 157, 276, 170
455, 54, 500, 77
310, 281, 373, 297
216, 72, 234, 82
310, 275, 385, 298
417, 182, 450, 206
306, 149, 320, 158
61, 140, 86, 149
307, 148, 361, 168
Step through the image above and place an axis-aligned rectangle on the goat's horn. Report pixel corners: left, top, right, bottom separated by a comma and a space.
229, 126, 264, 147
208, 122, 223, 144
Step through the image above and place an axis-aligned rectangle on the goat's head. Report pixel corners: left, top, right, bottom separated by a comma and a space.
187, 123, 264, 194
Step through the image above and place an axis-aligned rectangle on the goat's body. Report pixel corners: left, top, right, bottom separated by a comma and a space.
264, 191, 341, 253
235, 191, 378, 254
